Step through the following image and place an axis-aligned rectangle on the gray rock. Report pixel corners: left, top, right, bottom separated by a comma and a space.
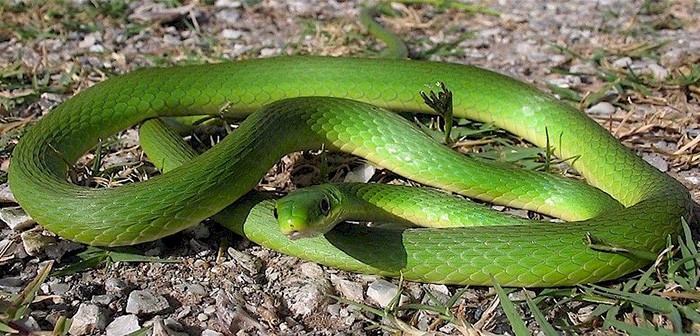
548, 76, 578, 89
329, 306, 357, 328
0, 206, 35, 230
287, 0, 315, 15
14, 316, 40, 332
286, 281, 330, 317
227, 247, 261, 274
68, 303, 108, 335
647, 63, 669, 81
367, 280, 406, 308
330, 275, 364, 302
117, 129, 140, 148
37, 93, 65, 113
201, 329, 223, 336
203, 305, 216, 315
214, 9, 240, 25
343, 163, 375, 183
570, 63, 597, 75
586, 102, 616, 115
575, 305, 596, 324
300, 262, 324, 278
684, 175, 699, 185
44, 240, 82, 261
92, 294, 115, 305
515, 42, 535, 55
427, 284, 450, 296
20, 231, 55, 257
507, 289, 536, 301
106, 315, 140, 336
439, 323, 456, 334
49, 282, 71, 295
416, 310, 432, 330
126, 290, 170, 315
284, 263, 332, 317
612, 57, 633, 69
176, 305, 192, 319
220, 29, 243, 40
326, 303, 341, 316
129, 3, 194, 23
642, 153, 669, 172
0, 239, 20, 261
259, 48, 280, 57
188, 283, 208, 296
89, 44, 105, 53
0, 184, 17, 203
425, 284, 450, 305
163, 318, 184, 331
214, 0, 241, 8
0, 276, 24, 290
654, 140, 678, 153
152, 317, 188, 336
163, 34, 181, 46
78, 33, 98, 49
105, 278, 128, 295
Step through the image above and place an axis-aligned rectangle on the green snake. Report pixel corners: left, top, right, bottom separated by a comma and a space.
8, 56, 692, 286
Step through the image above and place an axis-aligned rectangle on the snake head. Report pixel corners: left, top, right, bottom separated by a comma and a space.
274, 185, 343, 240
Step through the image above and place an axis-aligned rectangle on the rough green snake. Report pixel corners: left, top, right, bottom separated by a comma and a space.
8, 56, 692, 286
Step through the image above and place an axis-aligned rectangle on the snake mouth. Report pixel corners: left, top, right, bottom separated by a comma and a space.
286, 230, 319, 240
287, 231, 302, 240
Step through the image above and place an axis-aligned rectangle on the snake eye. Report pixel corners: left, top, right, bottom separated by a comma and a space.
272, 207, 279, 219
320, 196, 330, 216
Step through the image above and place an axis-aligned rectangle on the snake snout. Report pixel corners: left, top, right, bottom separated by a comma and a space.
285, 229, 320, 240
287, 231, 302, 240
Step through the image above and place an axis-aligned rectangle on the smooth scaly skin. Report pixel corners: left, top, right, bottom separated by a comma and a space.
274, 182, 533, 238
9, 56, 692, 286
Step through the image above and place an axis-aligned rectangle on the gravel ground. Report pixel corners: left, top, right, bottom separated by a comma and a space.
0, 0, 698, 335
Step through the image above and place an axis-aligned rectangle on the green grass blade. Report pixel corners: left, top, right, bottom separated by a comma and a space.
445, 286, 470, 308
547, 84, 582, 102
602, 305, 621, 329
634, 261, 657, 293
126, 326, 152, 336
606, 319, 677, 336
491, 277, 530, 336
524, 293, 558, 336
589, 284, 683, 330
330, 295, 387, 318
52, 246, 177, 277
678, 305, 700, 323
7, 261, 53, 320
0, 321, 18, 334
52, 316, 70, 336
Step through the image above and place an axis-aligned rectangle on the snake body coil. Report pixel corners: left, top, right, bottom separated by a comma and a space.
9, 57, 692, 286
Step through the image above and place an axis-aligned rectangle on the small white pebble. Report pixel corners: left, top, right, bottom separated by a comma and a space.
586, 102, 616, 115
201, 329, 223, 336
0, 206, 35, 231
89, 44, 105, 53
612, 57, 633, 68
367, 280, 405, 308
220, 29, 243, 40
647, 63, 668, 81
